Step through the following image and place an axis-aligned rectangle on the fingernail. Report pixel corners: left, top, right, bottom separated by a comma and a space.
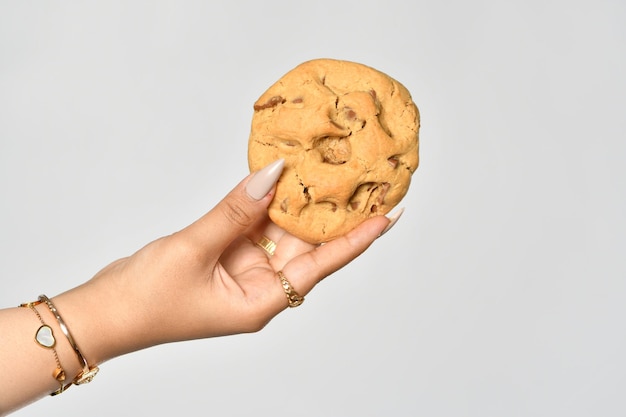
379, 207, 405, 237
246, 159, 285, 200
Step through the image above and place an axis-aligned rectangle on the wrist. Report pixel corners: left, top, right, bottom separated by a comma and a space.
37, 295, 100, 385
52, 265, 154, 367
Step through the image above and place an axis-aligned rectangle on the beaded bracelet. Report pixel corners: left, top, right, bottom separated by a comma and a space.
18, 301, 71, 396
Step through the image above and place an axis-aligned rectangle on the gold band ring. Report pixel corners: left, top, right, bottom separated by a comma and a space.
277, 271, 304, 308
256, 235, 277, 256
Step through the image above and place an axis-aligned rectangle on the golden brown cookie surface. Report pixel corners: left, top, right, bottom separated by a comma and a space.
248, 59, 419, 244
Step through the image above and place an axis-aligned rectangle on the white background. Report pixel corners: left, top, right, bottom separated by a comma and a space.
1, 1, 625, 416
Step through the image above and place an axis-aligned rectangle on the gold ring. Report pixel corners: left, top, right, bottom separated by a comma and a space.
277, 271, 304, 308
256, 235, 277, 256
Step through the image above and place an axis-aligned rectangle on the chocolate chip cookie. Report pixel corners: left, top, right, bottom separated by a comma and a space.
248, 59, 419, 244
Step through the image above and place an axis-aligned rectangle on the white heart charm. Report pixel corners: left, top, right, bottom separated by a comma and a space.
36, 325, 56, 348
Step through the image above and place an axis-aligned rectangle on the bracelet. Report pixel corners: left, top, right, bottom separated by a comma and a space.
18, 301, 71, 396
38, 295, 100, 385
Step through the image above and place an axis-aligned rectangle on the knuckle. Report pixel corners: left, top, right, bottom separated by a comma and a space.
168, 231, 204, 261
222, 198, 253, 228
242, 319, 269, 334
237, 298, 276, 334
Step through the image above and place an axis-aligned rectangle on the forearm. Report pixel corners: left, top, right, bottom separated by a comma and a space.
0, 269, 148, 415
0, 300, 86, 414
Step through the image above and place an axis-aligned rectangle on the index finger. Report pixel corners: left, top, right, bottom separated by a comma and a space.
280, 215, 390, 297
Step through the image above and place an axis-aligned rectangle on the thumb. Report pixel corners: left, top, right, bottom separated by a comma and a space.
181, 159, 284, 254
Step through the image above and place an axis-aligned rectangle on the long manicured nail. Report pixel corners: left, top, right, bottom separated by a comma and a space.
379, 207, 405, 237
246, 159, 285, 200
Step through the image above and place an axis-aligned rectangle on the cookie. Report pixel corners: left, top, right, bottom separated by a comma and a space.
248, 58, 419, 244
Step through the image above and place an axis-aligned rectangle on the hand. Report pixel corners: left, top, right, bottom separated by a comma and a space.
53, 160, 396, 364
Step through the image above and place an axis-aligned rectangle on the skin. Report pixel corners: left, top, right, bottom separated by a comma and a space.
0, 168, 390, 415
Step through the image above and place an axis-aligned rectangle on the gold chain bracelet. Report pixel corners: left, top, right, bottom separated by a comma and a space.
18, 301, 71, 396
38, 295, 100, 385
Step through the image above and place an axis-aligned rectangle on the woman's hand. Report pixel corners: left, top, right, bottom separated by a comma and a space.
0, 159, 402, 413
52, 160, 394, 365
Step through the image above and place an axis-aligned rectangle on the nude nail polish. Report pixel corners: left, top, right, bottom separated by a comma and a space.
379, 207, 405, 237
246, 159, 285, 200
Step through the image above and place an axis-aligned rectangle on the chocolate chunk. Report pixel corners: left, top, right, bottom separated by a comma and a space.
254, 96, 286, 111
